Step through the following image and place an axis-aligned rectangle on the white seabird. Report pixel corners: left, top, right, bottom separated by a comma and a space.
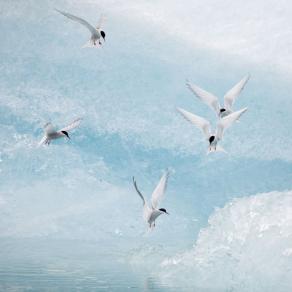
186, 75, 250, 118
38, 118, 82, 146
177, 107, 247, 153
133, 171, 170, 229
55, 9, 105, 48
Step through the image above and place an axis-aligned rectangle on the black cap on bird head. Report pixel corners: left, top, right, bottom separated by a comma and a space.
209, 135, 215, 144
159, 208, 169, 215
100, 31, 106, 41
220, 108, 226, 113
61, 131, 70, 139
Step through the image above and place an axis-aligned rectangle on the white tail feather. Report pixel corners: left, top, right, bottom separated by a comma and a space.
207, 145, 227, 155
82, 40, 101, 48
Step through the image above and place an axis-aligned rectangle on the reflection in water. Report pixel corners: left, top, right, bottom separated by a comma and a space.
0, 238, 179, 291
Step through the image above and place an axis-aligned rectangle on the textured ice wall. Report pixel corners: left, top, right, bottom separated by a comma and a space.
1, 0, 292, 276
1, 0, 292, 161
160, 190, 292, 291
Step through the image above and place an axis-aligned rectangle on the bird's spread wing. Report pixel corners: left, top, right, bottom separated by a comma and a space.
55, 9, 96, 35
133, 177, 145, 206
216, 107, 248, 140
96, 14, 105, 29
177, 107, 211, 140
186, 81, 220, 115
151, 170, 170, 209
59, 118, 82, 132
38, 136, 48, 147
44, 122, 55, 135
224, 75, 250, 111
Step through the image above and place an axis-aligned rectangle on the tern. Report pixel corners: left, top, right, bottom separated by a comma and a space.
177, 107, 247, 153
38, 118, 82, 146
186, 75, 250, 118
133, 171, 170, 229
55, 9, 105, 48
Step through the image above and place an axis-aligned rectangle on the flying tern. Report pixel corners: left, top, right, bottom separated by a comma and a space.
133, 171, 170, 229
55, 9, 105, 48
177, 107, 247, 153
186, 75, 250, 118
38, 118, 82, 146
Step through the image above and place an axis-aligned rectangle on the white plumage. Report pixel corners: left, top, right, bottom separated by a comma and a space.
133, 171, 170, 229
177, 107, 247, 153
38, 118, 82, 146
186, 75, 250, 118
55, 9, 106, 48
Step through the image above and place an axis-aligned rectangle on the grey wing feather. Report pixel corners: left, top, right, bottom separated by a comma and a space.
224, 74, 250, 111
177, 107, 211, 140
55, 9, 96, 35
133, 177, 145, 206
38, 136, 48, 147
44, 122, 55, 135
96, 14, 105, 29
186, 81, 220, 115
151, 170, 170, 209
59, 118, 82, 132
216, 107, 248, 140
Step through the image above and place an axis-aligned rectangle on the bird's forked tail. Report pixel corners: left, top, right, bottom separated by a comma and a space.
207, 145, 227, 155
82, 40, 101, 49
